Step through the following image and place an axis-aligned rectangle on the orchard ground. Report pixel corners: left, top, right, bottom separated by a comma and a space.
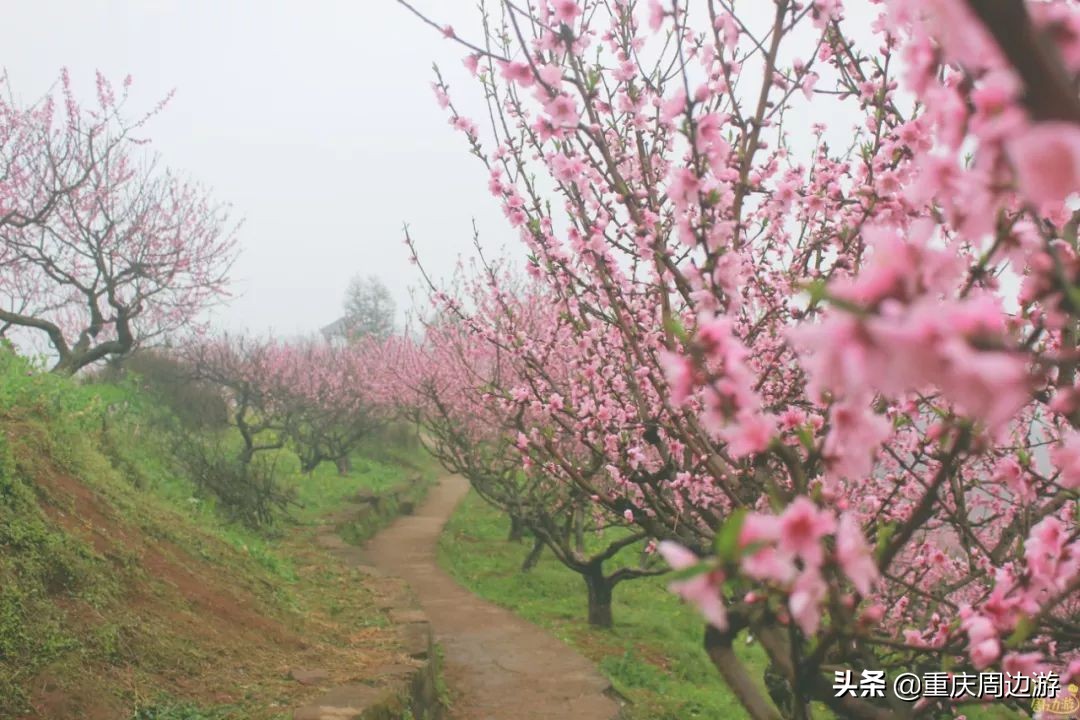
0, 344, 1038, 720
437, 491, 1027, 720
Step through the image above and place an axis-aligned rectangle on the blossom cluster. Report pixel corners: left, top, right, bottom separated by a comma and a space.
400, 0, 1080, 715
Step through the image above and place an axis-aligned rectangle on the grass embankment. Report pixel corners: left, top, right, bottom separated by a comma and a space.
439, 492, 1022, 720
0, 350, 436, 720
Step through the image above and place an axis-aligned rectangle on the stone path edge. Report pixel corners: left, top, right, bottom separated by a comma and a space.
293, 474, 444, 720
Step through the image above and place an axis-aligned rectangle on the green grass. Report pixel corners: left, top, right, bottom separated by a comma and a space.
0, 346, 436, 717
0, 343, 1028, 718
131, 699, 238, 720
438, 492, 1026, 720
87, 366, 433, 583
291, 454, 398, 519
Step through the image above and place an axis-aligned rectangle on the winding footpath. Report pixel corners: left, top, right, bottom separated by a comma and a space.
363, 474, 621, 720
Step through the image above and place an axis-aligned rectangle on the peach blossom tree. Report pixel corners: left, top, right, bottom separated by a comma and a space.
0, 71, 237, 374
399, 0, 1080, 717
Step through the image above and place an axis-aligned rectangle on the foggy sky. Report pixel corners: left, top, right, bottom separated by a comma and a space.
0, 1, 506, 338
1, 1, 884, 340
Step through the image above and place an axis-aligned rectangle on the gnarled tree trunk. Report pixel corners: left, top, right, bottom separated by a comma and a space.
508, 513, 526, 542
583, 564, 614, 628
335, 454, 351, 476
521, 535, 544, 572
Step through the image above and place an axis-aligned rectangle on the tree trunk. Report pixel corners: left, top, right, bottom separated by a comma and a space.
521, 535, 544, 572
583, 565, 614, 628
335, 454, 351, 476
508, 514, 526, 542
51, 354, 77, 375
573, 506, 586, 553
704, 625, 782, 720
239, 441, 255, 467
236, 401, 255, 467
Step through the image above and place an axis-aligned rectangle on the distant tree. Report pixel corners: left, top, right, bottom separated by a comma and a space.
182, 334, 298, 527
185, 334, 290, 467
0, 71, 238, 375
342, 275, 395, 340
272, 339, 388, 475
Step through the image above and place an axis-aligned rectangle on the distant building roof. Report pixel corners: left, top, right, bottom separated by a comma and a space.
320, 316, 349, 340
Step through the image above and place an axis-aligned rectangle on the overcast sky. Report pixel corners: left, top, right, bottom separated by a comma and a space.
1, 1, 887, 341
0, 0, 506, 338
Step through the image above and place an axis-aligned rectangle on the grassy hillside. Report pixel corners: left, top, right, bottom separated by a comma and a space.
0, 348, 434, 719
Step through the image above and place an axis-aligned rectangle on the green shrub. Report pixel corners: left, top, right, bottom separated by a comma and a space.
93, 350, 228, 431
173, 433, 298, 529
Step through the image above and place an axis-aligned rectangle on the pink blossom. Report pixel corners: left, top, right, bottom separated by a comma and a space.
813, 0, 841, 26
1051, 431, 1080, 490
970, 637, 1001, 670
836, 513, 878, 596
993, 457, 1035, 502
647, 0, 665, 31
741, 544, 796, 584
660, 89, 687, 124
552, 0, 582, 24
1023, 516, 1078, 593
659, 541, 728, 629
713, 11, 738, 48
1006, 122, 1080, 206
933, 338, 1030, 433
739, 512, 781, 547
789, 568, 827, 635
962, 613, 1001, 669
778, 497, 835, 568
666, 167, 699, 209
543, 95, 579, 127
721, 412, 775, 458
778, 407, 807, 431
696, 315, 737, 356
537, 64, 563, 88
451, 115, 478, 136
695, 113, 728, 151
738, 512, 794, 583
1001, 652, 1046, 678
788, 314, 894, 401
822, 398, 891, 481
859, 603, 885, 625
432, 84, 450, 109
659, 350, 696, 405
551, 153, 585, 186
500, 61, 535, 87
797, 297, 1030, 432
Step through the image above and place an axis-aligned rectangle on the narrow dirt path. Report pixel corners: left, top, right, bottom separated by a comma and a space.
363, 475, 621, 720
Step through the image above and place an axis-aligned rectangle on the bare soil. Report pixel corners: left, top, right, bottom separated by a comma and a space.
22, 468, 404, 720
363, 475, 622, 720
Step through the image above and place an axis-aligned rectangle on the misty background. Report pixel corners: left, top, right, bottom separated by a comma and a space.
0, 0, 507, 337
1, 1, 887, 341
